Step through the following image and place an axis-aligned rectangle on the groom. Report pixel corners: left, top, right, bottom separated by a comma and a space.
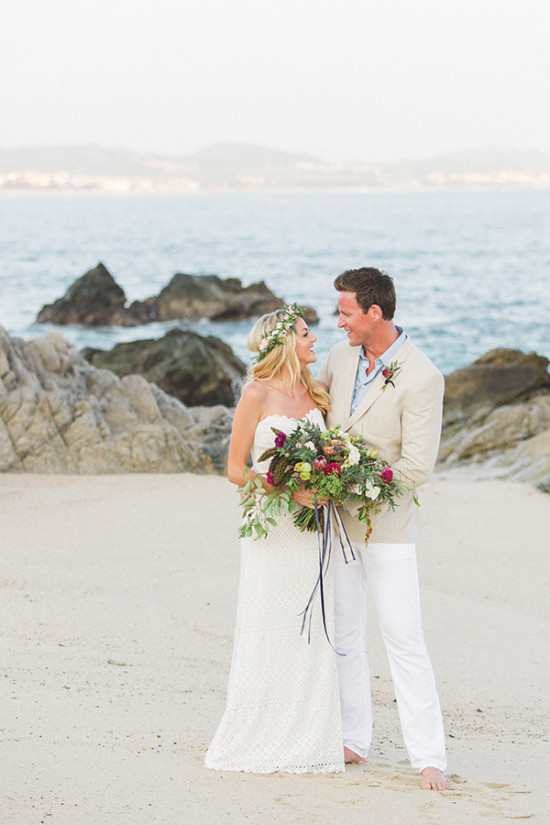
318, 267, 448, 791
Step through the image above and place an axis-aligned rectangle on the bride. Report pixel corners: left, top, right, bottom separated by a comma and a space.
205, 304, 344, 774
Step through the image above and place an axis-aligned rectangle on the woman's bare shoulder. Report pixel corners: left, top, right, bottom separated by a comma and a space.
240, 380, 267, 402
236, 380, 268, 414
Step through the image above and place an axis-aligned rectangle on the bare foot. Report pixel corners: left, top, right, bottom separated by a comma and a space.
344, 746, 366, 764
421, 766, 449, 790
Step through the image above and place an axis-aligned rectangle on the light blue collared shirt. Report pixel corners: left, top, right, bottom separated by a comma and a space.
350, 326, 407, 414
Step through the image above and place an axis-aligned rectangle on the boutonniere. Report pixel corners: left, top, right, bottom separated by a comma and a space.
381, 360, 401, 390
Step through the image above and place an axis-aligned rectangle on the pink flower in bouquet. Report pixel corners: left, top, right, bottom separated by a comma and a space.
274, 432, 287, 448
326, 462, 341, 475
266, 471, 276, 486
323, 445, 335, 455
379, 467, 394, 484
313, 457, 328, 472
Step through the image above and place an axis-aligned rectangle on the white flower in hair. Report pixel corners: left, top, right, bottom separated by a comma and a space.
252, 303, 303, 364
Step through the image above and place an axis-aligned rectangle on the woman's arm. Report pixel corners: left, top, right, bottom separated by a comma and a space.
227, 382, 265, 487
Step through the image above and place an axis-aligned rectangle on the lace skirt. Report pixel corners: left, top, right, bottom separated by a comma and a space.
205, 512, 344, 774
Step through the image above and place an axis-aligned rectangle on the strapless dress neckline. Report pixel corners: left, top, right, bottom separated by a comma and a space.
258, 408, 323, 426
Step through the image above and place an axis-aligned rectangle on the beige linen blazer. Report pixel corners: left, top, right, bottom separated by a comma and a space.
318, 337, 444, 544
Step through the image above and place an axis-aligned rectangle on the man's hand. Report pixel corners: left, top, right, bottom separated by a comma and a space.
292, 487, 327, 509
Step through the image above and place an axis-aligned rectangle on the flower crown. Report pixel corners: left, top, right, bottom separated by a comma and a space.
253, 302, 303, 363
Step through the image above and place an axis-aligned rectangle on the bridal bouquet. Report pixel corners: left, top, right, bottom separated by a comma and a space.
238, 420, 406, 542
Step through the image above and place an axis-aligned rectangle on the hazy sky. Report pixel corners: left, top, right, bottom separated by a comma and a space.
3, 0, 549, 162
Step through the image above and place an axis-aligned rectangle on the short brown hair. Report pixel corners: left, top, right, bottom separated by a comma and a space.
334, 267, 396, 319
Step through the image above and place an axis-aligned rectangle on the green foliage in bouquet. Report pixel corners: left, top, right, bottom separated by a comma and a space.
238, 475, 296, 539
238, 420, 408, 542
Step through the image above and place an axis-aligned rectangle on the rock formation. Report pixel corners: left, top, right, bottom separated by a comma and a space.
438, 348, 550, 491
36, 263, 319, 327
36, 263, 128, 326
0, 325, 233, 474
83, 328, 246, 407
8, 325, 547, 490
128, 272, 285, 322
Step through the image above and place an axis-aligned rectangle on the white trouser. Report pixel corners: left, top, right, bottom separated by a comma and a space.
334, 541, 447, 773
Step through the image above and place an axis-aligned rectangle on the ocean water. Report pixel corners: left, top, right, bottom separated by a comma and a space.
1, 189, 549, 376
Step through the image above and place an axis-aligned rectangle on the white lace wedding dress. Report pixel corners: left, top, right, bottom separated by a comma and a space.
205, 409, 344, 774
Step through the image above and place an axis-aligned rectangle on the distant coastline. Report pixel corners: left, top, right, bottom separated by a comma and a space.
1, 142, 550, 193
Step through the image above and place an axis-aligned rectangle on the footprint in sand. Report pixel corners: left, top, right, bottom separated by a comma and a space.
446, 774, 534, 820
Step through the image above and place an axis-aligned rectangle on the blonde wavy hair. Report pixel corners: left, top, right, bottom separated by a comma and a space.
244, 309, 330, 413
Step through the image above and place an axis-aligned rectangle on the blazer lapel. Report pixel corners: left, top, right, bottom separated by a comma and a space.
342, 373, 385, 430
340, 337, 414, 430
340, 345, 361, 418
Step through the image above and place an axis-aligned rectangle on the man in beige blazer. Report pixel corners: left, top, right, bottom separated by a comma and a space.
318, 267, 448, 790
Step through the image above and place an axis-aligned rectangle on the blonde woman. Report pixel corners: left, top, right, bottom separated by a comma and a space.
205, 304, 344, 774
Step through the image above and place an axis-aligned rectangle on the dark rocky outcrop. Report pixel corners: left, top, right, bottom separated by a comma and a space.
0, 325, 232, 474
36, 263, 128, 326
442, 348, 550, 426
35, 263, 319, 327
438, 348, 550, 491
83, 329, 246, 407
128, 272, 284, 322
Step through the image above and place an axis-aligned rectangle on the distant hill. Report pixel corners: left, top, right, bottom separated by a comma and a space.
399, 145, 550, 174
0, 145, 151, 177
1, 142, 549, 192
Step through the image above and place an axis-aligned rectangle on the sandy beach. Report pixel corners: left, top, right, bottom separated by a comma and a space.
1, 471, 548, 824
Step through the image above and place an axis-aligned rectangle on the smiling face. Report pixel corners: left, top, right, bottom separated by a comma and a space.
294, 316, 317, 366
337, 290, 377, 348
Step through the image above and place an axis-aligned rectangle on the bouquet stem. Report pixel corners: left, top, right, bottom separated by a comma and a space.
293, 505, 324, 532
